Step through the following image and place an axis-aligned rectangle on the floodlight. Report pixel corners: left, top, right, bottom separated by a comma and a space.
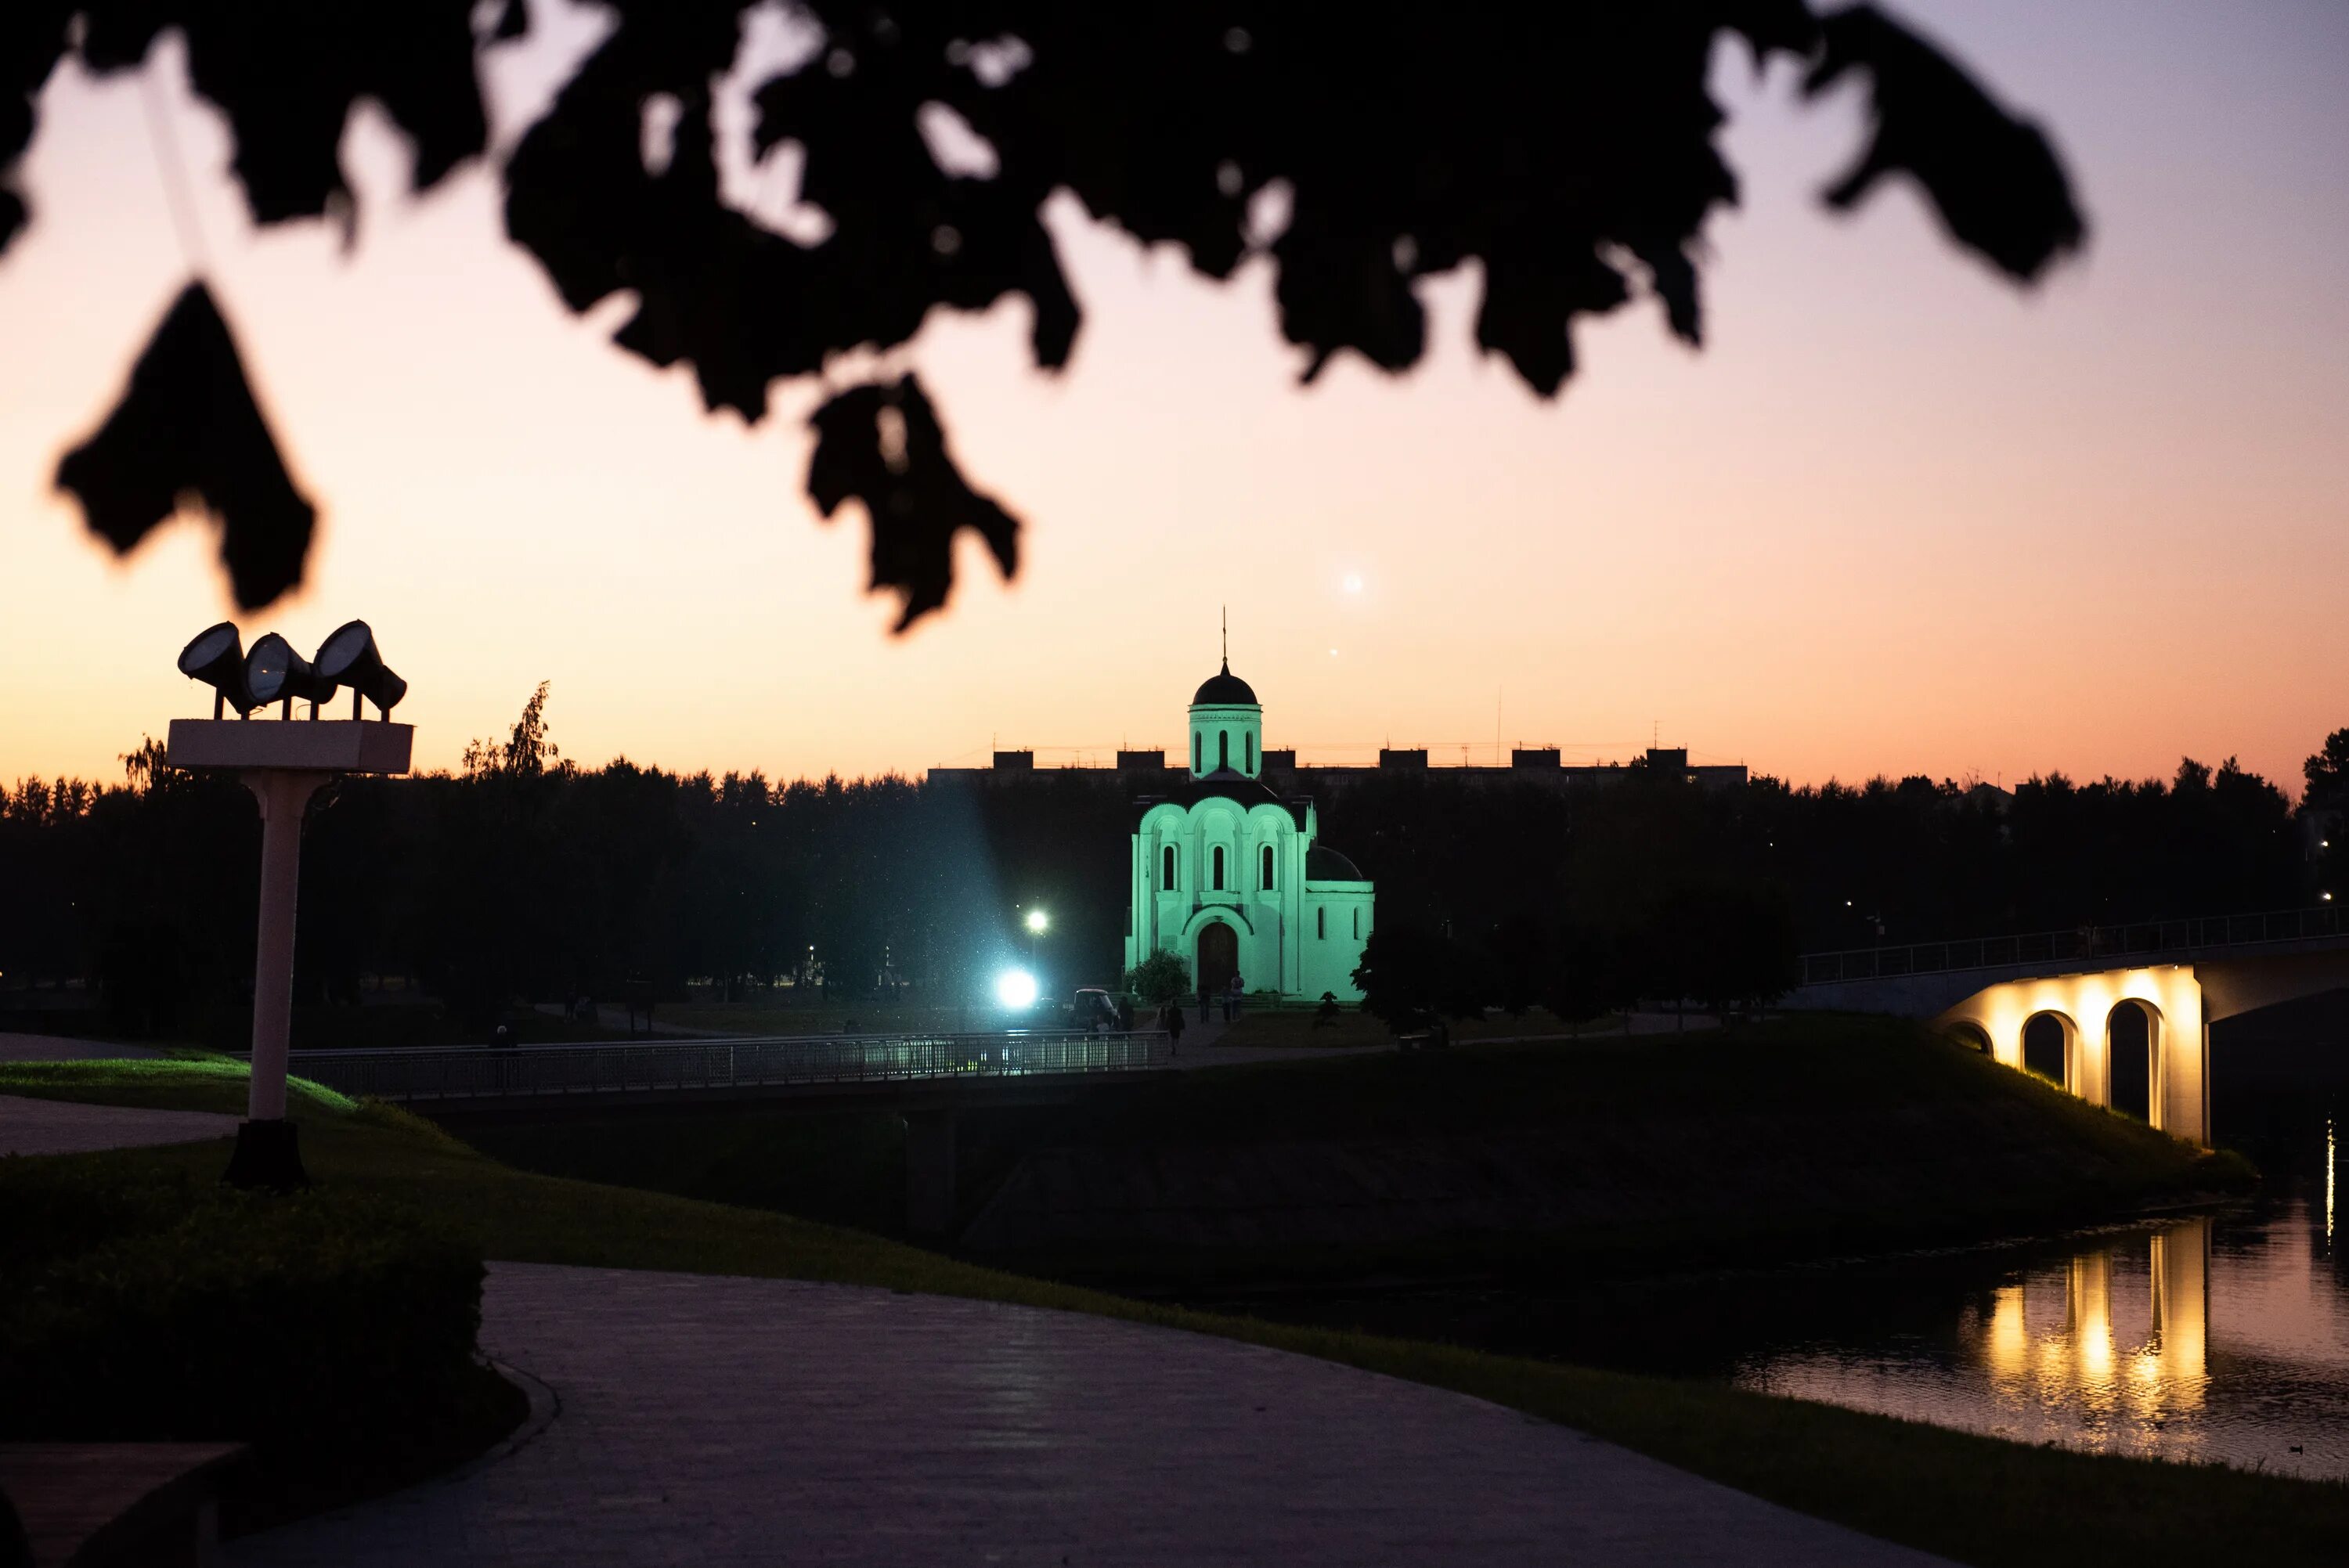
177, 621, 257, 717
314, 619, 407, 719
1025, 909, 1049, 935
244, 633, 337, 717
995, 968, 1038, 1009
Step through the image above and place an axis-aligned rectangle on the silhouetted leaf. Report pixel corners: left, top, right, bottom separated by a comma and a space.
2, 2, 2091, 612
0, 0, 74, 256
806, 374, 1017, 633
77, 0, 487, 230
492, 0, 530, 44
56, 283, 316, 611
1806, 5, 2086, 280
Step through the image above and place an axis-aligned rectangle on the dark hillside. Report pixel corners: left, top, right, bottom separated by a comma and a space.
956, 1017, 2248, 1285
455, 1016, 2249, 1289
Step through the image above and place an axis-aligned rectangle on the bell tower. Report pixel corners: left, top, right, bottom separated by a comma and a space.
1187, 616, 1263, 779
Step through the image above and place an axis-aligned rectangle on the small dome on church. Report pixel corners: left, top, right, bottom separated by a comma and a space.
1307, 845, 1364, 880
1193, 659, 1258, 706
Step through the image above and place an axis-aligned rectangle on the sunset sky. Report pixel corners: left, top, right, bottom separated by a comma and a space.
2, 1, 2346, 791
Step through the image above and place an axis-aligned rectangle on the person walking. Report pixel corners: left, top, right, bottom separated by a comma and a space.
1225, 971, 1244, 1022
490, 1020, 517, 1093
1163, 1000, 1185, 1056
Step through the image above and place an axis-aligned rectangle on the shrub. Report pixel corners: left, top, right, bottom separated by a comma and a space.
1125, 950, 1191, 1007
0, 1162, 491, 1498
0, 1162, 203, 1278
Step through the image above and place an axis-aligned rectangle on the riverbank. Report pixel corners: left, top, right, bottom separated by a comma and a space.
450, 1015, 2251, 1288
5, 1057, 2342, 1566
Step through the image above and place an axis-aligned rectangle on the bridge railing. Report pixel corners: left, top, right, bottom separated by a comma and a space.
1799, 905, 2349, 986
273, 1029, 1172, 1104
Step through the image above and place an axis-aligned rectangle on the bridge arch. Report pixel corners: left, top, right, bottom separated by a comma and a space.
2021, 1010, 2077, 1089
2106, 998, 2160, 1123
1946, 1020, 1992, 1054
1932, 965, 2202, 1138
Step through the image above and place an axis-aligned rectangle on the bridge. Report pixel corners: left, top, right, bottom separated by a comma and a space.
282, 1029, 1172, 1237
1788, 906, 2349, 1144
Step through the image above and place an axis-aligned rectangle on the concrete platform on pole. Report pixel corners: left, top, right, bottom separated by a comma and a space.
164, 718, 413, 773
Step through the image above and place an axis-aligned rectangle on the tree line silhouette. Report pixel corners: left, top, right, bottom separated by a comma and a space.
2, 688, 2336, 1043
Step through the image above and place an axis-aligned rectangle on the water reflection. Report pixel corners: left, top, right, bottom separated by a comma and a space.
1739, 1197, 2349, 1479
1219, 1098, 2347, 1481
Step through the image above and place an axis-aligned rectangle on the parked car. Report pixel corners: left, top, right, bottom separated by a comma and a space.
1070, 987, 1118, 1032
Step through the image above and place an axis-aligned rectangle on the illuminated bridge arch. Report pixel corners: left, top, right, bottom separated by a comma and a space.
2020, 1009, 2077, 1089
1939, 966, 2204, 1138
2105, 997, 2163, 1123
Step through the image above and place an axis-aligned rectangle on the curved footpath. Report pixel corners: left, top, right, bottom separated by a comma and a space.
233, 1263, 1947, 1566
0, 1093, 233, 1157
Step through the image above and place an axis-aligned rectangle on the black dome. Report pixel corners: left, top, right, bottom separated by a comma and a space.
1306, 845, 1365, 880
1193, 659, 1258, 706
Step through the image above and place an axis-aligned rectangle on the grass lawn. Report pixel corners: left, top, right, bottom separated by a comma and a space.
441, 1018, 2253, 1289
665, 996, 1597, 1045
0, 1000, 633, 1052
4, 1053, 2342, 1566
665, 998, 967, 1035
662, 997, 1091, 1036
1210, 1004, 1611, 1049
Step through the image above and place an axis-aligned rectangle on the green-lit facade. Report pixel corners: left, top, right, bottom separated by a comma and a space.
1125, 663, 1375, 1000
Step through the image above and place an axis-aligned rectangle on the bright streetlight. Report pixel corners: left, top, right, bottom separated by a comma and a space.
995, 968, 1039, 1009
1025, 908, 1049, 935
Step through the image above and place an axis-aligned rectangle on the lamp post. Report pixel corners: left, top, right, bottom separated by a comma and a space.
167, 620, 411, 1188
1023, 906, 1048, 993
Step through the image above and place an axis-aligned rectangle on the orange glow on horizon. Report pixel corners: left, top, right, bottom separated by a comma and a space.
4, 5, 2348, 790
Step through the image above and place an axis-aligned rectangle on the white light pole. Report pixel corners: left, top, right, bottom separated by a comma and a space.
168, 621, 412, 1187
1023, 907, 1048, 993
244, 770, 327, 1122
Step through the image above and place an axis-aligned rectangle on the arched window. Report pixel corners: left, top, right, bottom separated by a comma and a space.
1212, 846, 1225, 890
1317, 907, 1326, 939
1261, 845, 1274, 889
1247, 733, 1256, 773
1162, 845, 1176, 889
1192, 732, 1200, 773
1218, 730, 1229, 770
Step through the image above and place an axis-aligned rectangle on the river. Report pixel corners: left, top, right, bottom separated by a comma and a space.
1732, 1177, 2343, 1479
1227, 1089, 2348, 1483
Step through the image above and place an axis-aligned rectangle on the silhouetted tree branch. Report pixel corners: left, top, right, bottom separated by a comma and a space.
1, 3, 2084, 622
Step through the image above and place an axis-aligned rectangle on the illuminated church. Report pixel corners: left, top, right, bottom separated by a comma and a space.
1124, 661, 1375, 1000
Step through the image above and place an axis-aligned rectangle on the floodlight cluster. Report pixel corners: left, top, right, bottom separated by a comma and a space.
177, 620, 406, 720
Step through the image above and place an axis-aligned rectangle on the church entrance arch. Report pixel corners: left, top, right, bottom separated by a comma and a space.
1197, 921, 1238, 997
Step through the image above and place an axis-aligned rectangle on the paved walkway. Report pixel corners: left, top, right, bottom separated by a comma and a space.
0, 1094, 235, 1157
232, 1263, 1945, 1566
0, 1031, 164, 1062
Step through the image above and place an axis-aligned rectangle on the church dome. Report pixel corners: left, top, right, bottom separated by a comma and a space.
1307, 845, 1365, 880
1193, 659, 1258, 706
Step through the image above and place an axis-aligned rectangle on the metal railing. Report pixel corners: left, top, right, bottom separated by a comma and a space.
276, 1029, 1171, 1104
1799, 905, 2349, 986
